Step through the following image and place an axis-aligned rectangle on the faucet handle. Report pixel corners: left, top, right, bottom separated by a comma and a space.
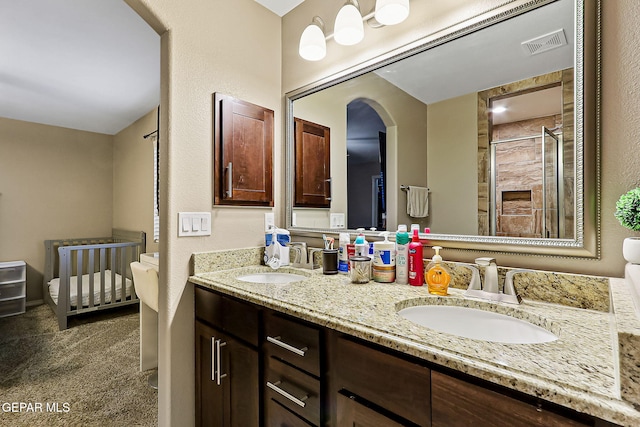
475, 257, 496, 266
308, 248, 323, 269
503, 269, 529, 304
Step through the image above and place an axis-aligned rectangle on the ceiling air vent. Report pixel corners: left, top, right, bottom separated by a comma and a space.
521, 29, 567, 55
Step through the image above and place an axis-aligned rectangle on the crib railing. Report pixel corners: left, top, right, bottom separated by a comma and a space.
57, 241, 141, 314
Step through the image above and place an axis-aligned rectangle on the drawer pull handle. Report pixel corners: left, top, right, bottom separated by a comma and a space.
215, 339, 227, 386
211, 336, 216, 382
266, 335, 307, 356
266, 381, 308, 408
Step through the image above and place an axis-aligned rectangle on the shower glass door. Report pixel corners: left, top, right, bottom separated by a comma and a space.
542, 126, 563, 238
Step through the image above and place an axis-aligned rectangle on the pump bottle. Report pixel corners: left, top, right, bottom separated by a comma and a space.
395, 225, 409, 285
373, 232, 395, 283
408, 228, 424, 286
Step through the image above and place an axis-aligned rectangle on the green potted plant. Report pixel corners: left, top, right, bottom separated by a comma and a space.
615, 187, 640, 264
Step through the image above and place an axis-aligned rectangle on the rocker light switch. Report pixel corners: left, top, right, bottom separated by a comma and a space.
182, 216, 191, 232
178, 212, 211, 237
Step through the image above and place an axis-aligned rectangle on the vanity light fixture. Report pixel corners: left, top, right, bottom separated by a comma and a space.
334, 0, 364, 46
299, 16, 327, 61
298, 0, 411, 61
374, 0, 410, 26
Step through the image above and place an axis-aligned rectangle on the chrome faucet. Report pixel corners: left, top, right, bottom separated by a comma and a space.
475, 257, 499, 294
289, 242, 321, 270
464, 257, 521, 304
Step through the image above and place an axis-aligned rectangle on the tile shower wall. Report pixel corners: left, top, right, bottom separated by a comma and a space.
493, 115, 561, 237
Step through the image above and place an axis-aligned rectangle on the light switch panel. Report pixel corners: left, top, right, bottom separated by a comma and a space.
178, 212, 211, 237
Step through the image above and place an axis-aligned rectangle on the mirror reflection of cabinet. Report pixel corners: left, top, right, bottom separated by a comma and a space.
294, 117, 331, 208
213, 93, 274, 207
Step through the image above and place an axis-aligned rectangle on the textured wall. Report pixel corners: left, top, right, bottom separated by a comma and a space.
113, 108, 159, 254
124, 0, 281, 425
0, 117, 113, 302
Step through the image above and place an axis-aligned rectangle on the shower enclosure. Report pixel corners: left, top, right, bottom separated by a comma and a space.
490, 126, 565, 238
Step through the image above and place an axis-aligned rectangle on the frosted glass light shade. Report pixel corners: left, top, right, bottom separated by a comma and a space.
334, 3, 364, 46
375, 0, 410, 26
299, 21, 326, 61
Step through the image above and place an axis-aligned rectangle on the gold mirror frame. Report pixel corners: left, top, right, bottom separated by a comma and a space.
285, 0, 600, 258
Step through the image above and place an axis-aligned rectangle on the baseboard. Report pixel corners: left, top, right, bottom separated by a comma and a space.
26, 299, 44, 307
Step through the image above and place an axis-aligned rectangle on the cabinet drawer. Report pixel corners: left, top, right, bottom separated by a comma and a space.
335, 336, 431, 427
266, 398, 315, 427
0, 261, 26, 284
431, 371, 591, 427
265, 356, 321, 426
0, 281, 26, 300
265, 312, 320, 377
195, 286, 260, 346
0, 298, 25, 317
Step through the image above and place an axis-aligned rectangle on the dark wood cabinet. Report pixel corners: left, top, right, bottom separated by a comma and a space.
195, 287, 261, 427
431, 371, 592, 427
213, 93, 274, 206
264, 311, 322, 426
333, 336, 431, 427
193, 285, 617, 427
294, 117, 331, 208
336, 392, 406, 427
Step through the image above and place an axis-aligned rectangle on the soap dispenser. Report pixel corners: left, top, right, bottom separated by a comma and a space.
425, 246, 451, 296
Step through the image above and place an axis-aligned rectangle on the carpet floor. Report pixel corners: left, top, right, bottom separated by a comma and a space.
0, 304, 158, 426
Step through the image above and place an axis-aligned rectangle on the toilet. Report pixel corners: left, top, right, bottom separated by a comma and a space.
130, 261, 159, 389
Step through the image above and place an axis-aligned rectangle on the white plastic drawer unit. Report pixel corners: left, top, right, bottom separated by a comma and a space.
0, 261, 26, 284
0, 298, 26, 318
0, 260, 26, 317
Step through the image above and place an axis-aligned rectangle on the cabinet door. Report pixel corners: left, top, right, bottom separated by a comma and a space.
214, 93, 274, 206
336, 393, 405, 427
294, 117, 331, 208
431, 371, 591, 427
195, 321, 260, 427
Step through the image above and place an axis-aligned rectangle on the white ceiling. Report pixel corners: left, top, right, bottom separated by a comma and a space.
0, 0, 570, 136
254, 0, 305, 17
0, 0, 160, 135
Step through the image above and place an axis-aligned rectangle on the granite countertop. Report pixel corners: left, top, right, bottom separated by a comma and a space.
189, 251, 640, 427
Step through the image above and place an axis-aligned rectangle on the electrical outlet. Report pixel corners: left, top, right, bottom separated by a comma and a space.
330, 213, 346, 229
264, 212, 275, 231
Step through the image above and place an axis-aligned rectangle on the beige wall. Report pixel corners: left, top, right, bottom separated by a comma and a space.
0, 117, 113, 302
427, 93, 478, 235
113, 108, 159, 254
125, 0, 281, 424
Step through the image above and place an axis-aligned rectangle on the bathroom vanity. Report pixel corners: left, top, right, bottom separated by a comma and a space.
190, 248, 640, 426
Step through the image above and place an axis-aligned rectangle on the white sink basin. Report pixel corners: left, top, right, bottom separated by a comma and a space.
397, 305, 557, 344
236, 272, 308, 284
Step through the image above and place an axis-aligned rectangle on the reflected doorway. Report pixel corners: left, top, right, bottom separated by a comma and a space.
489, 86, 568, 238
346, 99, 387, 230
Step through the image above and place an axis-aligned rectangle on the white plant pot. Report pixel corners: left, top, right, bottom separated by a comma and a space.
623, 237, 640, 264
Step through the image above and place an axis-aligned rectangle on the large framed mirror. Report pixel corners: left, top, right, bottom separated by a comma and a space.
285, 0, 600, 258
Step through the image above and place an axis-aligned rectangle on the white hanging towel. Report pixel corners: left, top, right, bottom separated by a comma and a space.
406, 186, 429, 218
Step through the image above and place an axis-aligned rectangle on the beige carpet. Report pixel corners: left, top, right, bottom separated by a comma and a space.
0, 304, 158, 426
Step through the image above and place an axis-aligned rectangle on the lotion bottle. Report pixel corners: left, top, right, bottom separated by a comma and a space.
395, 225, 409, 284
373, 232, 395, 283
408, 228, 424, 286
425, 246, 451, 296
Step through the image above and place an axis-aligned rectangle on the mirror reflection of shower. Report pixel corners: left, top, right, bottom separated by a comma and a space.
346, 99, 387, 230
489, 85, 572, 238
